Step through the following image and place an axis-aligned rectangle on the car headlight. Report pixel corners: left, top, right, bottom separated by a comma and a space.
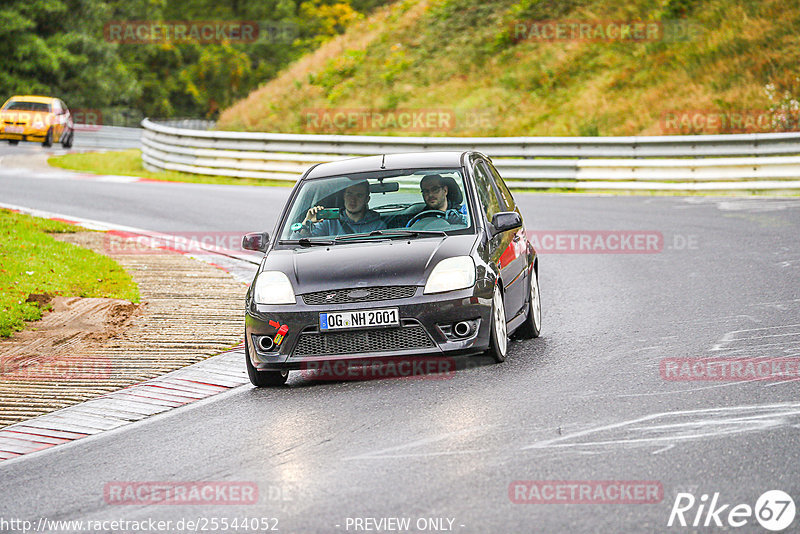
253, 271, 296, 304
424, 256, 476, 294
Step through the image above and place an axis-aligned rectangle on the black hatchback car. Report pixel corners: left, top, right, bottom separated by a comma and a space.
242, 151, 541, 386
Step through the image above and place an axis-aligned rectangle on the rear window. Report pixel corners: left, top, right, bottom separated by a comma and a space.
3, 101, 51, 112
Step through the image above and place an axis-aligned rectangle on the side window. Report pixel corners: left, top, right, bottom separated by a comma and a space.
472, 162, 502, 221
487, 162, 515, 210
51, 100, 60, 114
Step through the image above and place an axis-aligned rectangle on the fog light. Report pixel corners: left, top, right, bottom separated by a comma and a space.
253, 335, 275, 352
454, 321, 471, 337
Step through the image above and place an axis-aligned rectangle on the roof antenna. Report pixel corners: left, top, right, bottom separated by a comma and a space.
380, 154, 386, 169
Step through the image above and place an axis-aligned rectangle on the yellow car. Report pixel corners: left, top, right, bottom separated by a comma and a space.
0, 95, 74, 148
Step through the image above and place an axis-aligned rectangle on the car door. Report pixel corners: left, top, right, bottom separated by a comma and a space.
486, 159, 529, 317
471, 159, 524, 320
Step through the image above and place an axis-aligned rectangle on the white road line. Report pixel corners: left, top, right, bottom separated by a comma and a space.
651, 444, 674, 455
612, 381, 754, 397
711, 324, 800, 351
753, 298, 800, 308
721, 331, 800, 342
346, 450, 490, 460
521, 402, 800, 451
764, 378, 800, 387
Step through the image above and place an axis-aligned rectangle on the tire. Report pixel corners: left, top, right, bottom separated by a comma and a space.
245, 339, 288, 387
486, 284, 509, 363
42, 129, 53, 148
8, 140, 19, 145
62, 129, 73, 148
516, 268, 541, 339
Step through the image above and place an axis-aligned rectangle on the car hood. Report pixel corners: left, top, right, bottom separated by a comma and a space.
263, 234, 478, 293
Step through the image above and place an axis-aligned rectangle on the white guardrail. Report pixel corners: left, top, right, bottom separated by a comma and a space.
140, 118, 800, 190
73, 125, 142, 150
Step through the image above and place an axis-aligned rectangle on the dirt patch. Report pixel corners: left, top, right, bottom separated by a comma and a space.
25, 292, 53, 308
0, 296, 140, 375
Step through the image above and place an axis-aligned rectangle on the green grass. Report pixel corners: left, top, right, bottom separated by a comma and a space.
48, 150, 295, 188
0, 209, 140, 338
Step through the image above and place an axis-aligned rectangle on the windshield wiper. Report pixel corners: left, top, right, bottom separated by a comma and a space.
334, 229, 447, 242
278, 238, 336, 247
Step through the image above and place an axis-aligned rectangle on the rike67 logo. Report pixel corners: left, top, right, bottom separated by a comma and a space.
668, 490, 796, 531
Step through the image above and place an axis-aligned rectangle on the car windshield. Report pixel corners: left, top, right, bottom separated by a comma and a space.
3, 101, 51, 112
278, 168, 473, 242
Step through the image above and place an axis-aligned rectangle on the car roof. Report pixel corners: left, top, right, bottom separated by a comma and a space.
7, 95, 58, 103
305, 151, 473, 179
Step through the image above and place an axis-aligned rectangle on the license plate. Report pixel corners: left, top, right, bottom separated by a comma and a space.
5, 126, 23, 134
320, 308, 399, 331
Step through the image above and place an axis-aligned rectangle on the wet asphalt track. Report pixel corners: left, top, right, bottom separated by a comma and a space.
1, 155, 800, 533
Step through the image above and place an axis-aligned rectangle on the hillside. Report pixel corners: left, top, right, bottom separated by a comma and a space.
217, 0, 800, 136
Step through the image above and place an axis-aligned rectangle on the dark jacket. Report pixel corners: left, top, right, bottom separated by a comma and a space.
404, 201, 468, 227
305, 209, 387, 237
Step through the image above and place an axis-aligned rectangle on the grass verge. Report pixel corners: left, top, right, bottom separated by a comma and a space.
48, 150, 295, 188
0, 209, 140, 338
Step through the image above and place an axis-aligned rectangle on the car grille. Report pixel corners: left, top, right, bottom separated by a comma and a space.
302, 286, 416, 305
293, 325, 435, 357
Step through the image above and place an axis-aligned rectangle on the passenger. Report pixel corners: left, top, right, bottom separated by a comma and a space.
415, 174, 468, 226
297, 181, 386, 237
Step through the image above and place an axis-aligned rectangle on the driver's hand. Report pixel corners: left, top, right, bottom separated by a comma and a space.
445, 210, 462, 224
304, 205, 324, 224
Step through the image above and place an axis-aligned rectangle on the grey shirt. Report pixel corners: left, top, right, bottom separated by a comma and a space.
299, 209, 387, 237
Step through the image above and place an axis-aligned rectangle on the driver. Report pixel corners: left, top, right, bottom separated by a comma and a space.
414, 174, 468, 226
297, 181, 386, 237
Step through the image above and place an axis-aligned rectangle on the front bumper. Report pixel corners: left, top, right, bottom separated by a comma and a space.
0, 130, 47, 142
245, 282, 494, 371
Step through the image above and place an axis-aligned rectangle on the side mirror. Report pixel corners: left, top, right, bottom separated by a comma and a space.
242, 232, 270, 252
491, 212, 522, 235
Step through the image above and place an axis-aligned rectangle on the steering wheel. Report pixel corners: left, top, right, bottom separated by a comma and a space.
406, 210, 446, 227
